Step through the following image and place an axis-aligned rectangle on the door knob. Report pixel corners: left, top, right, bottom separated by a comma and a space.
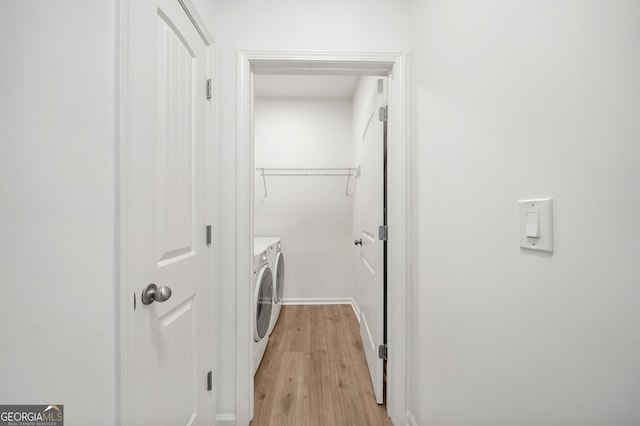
354, 239, 363, 246
141, 283, 172, 305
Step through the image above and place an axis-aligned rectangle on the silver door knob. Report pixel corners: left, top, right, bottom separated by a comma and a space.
141, 283, 172, 305
354, 239, 363, 246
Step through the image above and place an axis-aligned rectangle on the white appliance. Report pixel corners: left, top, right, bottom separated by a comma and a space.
255, 237, 284, 335
253, 240, 273, 375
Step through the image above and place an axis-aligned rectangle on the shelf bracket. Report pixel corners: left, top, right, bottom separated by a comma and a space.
261, 168, 267, 197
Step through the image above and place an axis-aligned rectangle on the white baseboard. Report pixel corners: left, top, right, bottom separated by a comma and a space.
406, 409, 418, 426
216, 413, 236, 426
282, 297, 361, 323
281, 297, 353, 305
351, 298, 361, 324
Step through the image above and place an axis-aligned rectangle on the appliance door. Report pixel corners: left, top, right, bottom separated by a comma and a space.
254, 266, 273, 341
273, 252, 285, 304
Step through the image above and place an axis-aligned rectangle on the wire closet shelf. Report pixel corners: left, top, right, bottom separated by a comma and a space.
256, 167, 360, 197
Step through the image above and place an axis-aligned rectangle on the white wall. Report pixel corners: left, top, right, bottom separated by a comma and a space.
254, 97, 355, 300
408, 1, 640, 425
213, 0, 410, 420
0, 1, 116, 424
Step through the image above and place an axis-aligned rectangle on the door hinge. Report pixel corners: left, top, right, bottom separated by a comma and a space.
378, 105, 388, 122
207, 371, 213, 391
206, 78, 213, 101
378, 225, 388, 241
206, 225, 212, 246
378, 344, 388, 360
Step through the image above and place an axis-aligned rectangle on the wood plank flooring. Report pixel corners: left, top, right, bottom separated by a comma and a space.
251, 304, 393, 426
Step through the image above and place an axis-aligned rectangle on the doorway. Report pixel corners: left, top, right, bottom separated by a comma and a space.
236, 51, 408, 425
251, 74, 383, 404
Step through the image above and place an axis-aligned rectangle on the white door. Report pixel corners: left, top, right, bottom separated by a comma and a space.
357, 78, 387, 404
126, 0, 212, 424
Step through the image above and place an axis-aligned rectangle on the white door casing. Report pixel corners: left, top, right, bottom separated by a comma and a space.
237, 51, 407, 425
121, 0, 213, 424
358, 78, 387, 404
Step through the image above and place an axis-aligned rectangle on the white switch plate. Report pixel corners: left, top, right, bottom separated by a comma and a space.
519, 198, 553, 252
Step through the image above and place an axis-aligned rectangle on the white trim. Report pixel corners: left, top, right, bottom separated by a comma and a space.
245, 50, 397, 76
236, 50, 254, 426
281, 297, 361, 322
386, 51, 408, 426
351, 298, 361, 323
205, 26, 217, 426
116, 0, 130, 423
406, 409, 418, 426
281, 297, 354, 305
177, 0, 214, 46
215, 413, 237, 426
237, 50, 408, 426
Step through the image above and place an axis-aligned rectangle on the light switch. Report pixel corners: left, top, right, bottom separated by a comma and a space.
518, 198, 553, 252
525, 211, 540, 238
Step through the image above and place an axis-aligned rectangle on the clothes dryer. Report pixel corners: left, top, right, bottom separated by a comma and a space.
255, 237, 285, 335
253, 240, 273, 375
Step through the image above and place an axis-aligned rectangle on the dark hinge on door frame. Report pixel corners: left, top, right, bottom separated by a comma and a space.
206, 78, 212, 101
207, 371, 213, 391
378, 105, 388, 121
378, 225, 388, 241
206, 225, 212, 246
378, 344, 388, 360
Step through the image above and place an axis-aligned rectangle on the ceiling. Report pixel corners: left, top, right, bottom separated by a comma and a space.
253, 74, 360, 99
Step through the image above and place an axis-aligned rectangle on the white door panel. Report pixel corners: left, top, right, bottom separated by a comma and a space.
127, 0, 211, 424
358, 78, 386, 404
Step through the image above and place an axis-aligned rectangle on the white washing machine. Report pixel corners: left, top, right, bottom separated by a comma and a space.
253, 240, 273, 375
255, 237, 284, 335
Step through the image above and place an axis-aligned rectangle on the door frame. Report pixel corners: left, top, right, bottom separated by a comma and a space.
236, 51, 408, 425
117, 0, 215, 424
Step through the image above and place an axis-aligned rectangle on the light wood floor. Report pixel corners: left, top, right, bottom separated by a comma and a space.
251, 304, 393, 426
